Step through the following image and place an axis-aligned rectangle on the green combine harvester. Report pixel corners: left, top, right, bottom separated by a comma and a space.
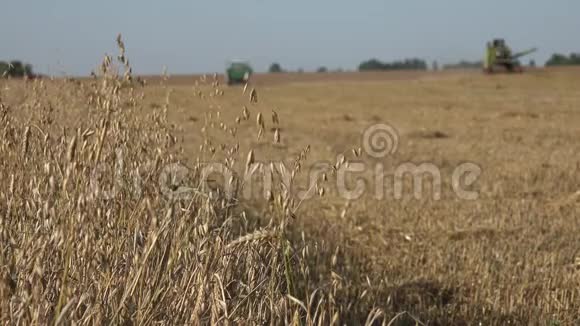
484, 39, 537, 73
225, 61, 253, 85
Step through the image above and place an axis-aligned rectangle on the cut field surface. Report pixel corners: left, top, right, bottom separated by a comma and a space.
1, 67, 579, 324
146, 67, 580, 322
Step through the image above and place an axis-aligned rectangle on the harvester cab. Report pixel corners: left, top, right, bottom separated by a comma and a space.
484, 39, 537, 73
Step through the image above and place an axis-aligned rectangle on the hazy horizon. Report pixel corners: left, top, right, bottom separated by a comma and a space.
1, 0, 579, 76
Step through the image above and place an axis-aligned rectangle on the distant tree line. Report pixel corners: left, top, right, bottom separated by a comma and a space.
0, 60, 35, 78
316, 66, 328, 73
358, 58, 427, 71
269, 63, 338, 73
265, 52, 580, 74
545, 53, 580, 66
443, 60, 483, 70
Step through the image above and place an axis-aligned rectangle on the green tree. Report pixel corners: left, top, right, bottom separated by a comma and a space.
0, 61, 8, 77
570, 53, 580, 64
545, 53, 580, 66
317, 66, 328, 73
0, 60, 35, 78
269, 63, 283, 73
546, 53, 568, 66
358, 58, 385, 71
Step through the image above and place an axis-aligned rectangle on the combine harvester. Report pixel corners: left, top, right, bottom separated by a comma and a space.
225, 60, 253, 85
484, 39, 537, 73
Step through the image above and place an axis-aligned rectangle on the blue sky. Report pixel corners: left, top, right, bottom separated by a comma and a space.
1, 0, 578, 75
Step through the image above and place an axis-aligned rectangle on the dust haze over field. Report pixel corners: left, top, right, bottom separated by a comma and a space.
1, 38, 579, 325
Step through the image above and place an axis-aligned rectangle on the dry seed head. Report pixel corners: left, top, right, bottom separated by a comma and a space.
242, 106, 250, 120
116, 34, 125, 52
82, 129, 95, 140
226, 229, 276, 249
272, 109, 279, 124
249, 88, 258, 103
256, 113, 265, 140
335, 154, 346, 170
294, 162, 301, 172
246, 150, 255, 171
266, 190, 274, 202
331, 247, 339, 267
9, 174, 14, 195
67, 136, 78, 163
274, 128, 280, 144
22, 126, 31, 156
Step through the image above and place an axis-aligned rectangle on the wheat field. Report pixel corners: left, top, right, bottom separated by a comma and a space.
0, 39, 579, 325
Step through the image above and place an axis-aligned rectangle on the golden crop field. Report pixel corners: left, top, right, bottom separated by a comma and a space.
1, 41, 579, 325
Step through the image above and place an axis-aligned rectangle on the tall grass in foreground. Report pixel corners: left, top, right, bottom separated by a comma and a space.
0, 36, 405, 325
